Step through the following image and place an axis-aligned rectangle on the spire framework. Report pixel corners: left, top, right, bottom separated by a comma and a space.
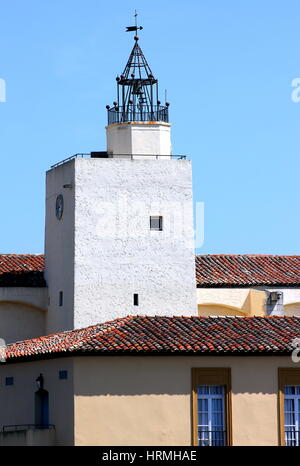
107, 34, 169, 125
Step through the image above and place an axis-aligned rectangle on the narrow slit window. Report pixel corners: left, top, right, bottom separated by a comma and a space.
150, 216, 163, 231
59, 291, 63, 307
133, 294, 139, 306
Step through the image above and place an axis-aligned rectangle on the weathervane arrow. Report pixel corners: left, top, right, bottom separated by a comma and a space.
126, 26, 143, 32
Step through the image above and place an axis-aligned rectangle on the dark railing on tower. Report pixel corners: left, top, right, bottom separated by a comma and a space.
107, 104, 169, 125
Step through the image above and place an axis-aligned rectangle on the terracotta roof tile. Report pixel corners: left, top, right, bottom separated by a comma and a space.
195, 254, 300, 286
1, 253, 300, 287
0, 254, 45, 287
5, 315, 300, 361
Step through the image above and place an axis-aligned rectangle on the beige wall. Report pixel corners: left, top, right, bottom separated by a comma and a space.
0, 287, 47, 343
0, 303, 45, 343
74, 355, 299, 446
0, 358, 74, 445
0, 287, 47, 311
197, 288, 250, 310
197, 287, 300, 316
198, 289, 266, 316
243, 289, 266, 316
2, 354, 299, 446
285, 303, 300, 316
198, 304, 246, 316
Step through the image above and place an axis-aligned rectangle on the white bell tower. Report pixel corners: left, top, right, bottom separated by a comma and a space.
45, 24, 197, 334
106, 27, 171, 159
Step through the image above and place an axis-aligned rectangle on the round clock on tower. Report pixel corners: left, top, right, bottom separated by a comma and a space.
55, 194, 64, 220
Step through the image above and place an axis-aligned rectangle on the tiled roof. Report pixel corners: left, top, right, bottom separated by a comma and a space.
1, 254, 300, 287
0, 254, 45, 287
196, 255, 300, 287
5, 315, 300, 361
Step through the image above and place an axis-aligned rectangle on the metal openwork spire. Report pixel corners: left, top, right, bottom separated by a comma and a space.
106, 13, 169, 125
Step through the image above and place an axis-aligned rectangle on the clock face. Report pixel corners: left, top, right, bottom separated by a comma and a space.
55, 194, 64, 220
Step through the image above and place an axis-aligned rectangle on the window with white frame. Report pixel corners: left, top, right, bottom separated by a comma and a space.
197, 385, 226, 446
284, 385, 300, 446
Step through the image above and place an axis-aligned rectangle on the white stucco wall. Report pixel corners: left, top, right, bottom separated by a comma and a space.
106, 122, 172, 158
45, 161, 75, 334
73, 158, 197, 328
45, 156, 196, 332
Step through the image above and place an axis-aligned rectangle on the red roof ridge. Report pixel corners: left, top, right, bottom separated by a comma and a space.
196, 254, 300, 258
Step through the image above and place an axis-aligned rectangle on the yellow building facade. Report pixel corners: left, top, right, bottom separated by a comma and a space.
196, 255, 300, 317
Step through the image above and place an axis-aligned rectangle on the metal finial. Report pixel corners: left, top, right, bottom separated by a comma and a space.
126, 10, 143, 38
134, 9, 137, 29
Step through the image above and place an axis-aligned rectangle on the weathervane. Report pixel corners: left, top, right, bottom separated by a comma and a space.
126, 10, 143, 40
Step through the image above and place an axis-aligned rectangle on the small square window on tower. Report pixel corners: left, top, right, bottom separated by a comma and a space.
150, 216, 163, 231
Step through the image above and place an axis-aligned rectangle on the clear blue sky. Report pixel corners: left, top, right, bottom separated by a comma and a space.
0, 0, 299, 254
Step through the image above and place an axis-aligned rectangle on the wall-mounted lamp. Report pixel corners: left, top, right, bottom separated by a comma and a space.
36, 373, 44, 390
